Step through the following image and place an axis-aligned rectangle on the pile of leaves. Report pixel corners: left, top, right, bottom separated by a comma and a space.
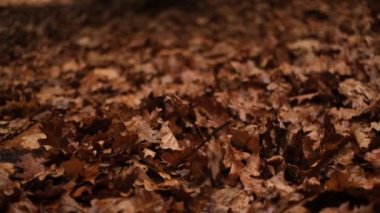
1, 0, 380, 212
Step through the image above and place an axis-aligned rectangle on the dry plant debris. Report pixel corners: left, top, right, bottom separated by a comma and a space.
1, 0, 380, 212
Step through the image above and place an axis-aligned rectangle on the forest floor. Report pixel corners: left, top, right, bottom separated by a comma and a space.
1, 0, 380, 212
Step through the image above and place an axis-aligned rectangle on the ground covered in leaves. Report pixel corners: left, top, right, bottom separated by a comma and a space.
1, 0, 380, 212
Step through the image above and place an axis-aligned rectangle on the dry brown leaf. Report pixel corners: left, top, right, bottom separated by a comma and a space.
124, 116, 158, 143
210, 187, 250, 213
8, 199, 38, 213
158, 122, 182, 150
207, 139, 223, 180
338, 79, 377, 109
0, 169, 19, 197
364, 149, 380, 168
15, 153, 46, 180
1, 124, 45, 150
353, 125, 372, 149
61, 158, 85, 178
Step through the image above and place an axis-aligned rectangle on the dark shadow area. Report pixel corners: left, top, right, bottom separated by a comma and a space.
304, 190, 370, 212
0, 0, 203, 65
367, 0, 380, 33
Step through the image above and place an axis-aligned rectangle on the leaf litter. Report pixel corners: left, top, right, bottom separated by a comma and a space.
1, 0, 380, 212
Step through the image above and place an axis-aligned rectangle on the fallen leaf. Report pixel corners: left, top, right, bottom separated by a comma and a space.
364, 149, 380, 168
158, 122, 182, 150
15, 153, 46, 180
124, 116, 158, 143
210, 187, 250, 213
1, 124, 45, 150
61, 157, 85, 178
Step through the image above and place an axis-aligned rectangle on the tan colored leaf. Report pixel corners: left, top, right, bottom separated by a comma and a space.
124, 116, 158, 143
1, 124, 45, 150
364, 149, 380, 168
207, 139, 223, 180
210, 187, 250, 213
158, 122, 182, 150
338, 79, 377, 109
15, 153, 46, 180
353, 125, 372, 149
8, 199, 38, 213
